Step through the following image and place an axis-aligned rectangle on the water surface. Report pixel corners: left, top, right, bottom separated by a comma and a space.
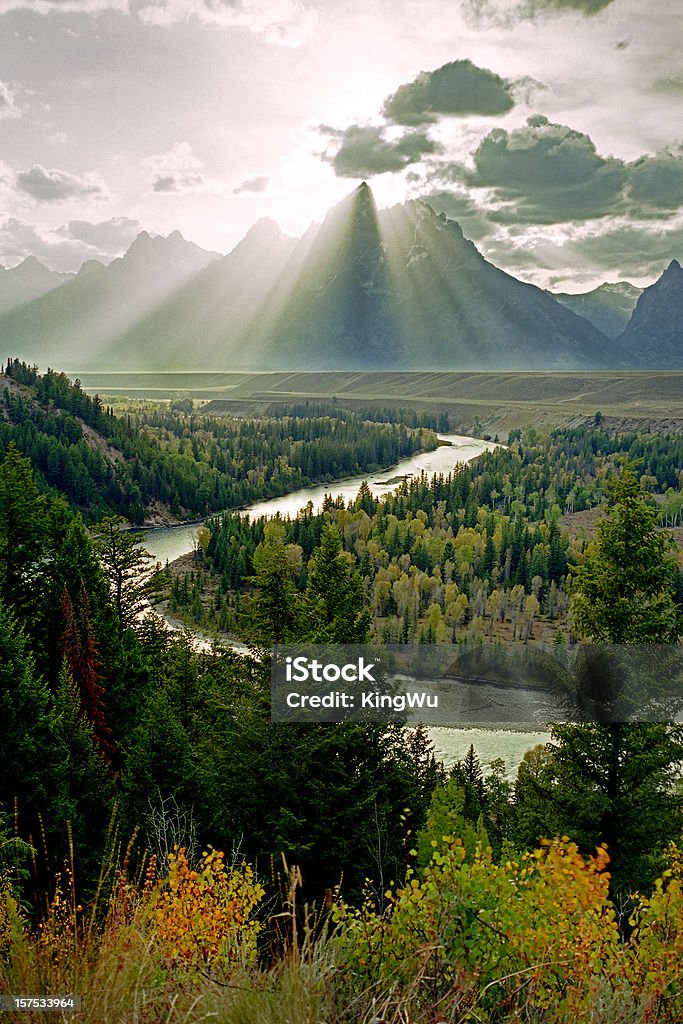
142, 433, 495, 564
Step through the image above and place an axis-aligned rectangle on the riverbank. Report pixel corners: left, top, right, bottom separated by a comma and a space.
139, 433, 496, 564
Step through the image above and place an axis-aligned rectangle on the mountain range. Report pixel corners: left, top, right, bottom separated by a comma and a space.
614, 260, 683, 368
0, 184, 680, 371
0, 257, 73, 315
553, 281, 642, 340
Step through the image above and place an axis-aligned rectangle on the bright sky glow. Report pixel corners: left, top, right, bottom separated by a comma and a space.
0, 0, 681, 289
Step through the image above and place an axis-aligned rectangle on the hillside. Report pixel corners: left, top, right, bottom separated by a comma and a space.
0, 231, 221, 368
616, 259, 683, 367
0, 256, 72, 314
0, 360, 435, 525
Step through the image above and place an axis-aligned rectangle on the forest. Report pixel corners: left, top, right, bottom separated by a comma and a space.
1, 359, 433, 523
169, 425, 683, 646
1, 384, 683, 1021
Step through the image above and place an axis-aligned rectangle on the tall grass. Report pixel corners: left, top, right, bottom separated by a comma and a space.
2, 831, 683, 1023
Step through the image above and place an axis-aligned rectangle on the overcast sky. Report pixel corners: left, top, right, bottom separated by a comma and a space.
1, 0, 681, 288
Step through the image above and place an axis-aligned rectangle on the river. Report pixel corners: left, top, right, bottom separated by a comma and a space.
140, 433, 496, 565
141, 433, 551, 777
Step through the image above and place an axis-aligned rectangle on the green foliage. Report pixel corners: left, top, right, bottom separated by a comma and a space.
197, 423, 683, 644
91, 516, 152, 632
333, 835, 683, 1022
0, 443, 50, 630
2, 360, 431, 522
249, 522, 303, 644
537, 468, 683, 906
0, 602, 113, 881
571, 468, 681, 644
417, 779, 487, 867
547, 721, 683, 901
121, 632, 440, 902
304, 524, 370, 643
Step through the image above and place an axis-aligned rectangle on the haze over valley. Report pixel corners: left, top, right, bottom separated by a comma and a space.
1, 183, 681, 372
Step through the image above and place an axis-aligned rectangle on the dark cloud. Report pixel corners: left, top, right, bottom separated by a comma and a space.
529, 0, 615, 13
16, 164, 107, 203
422, 191, 494, 240
151, 172, 204, 193
56, 216, 141, 252
382, 60, 513, 126
628, 150, 683, 213
566, 221, 683, 279
478, 217, 683, 283
464, 0, 616, 21
420, 116, 682, 235
461, 116, 628, 222
233, 175, 270, 194
0, 216, 99, 272
322, 124, 438, 178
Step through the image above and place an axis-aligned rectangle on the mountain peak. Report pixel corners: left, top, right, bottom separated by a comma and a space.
616, 256, 683, 366
245, 217, 284, 240
77, 259, 105, 277
123, 229, 219, 264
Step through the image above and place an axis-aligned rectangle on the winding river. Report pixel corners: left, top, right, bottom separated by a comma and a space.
141, 433, 550, 777
140, 433, 496, 565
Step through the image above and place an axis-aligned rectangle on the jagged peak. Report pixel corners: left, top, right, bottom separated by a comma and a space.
665, 258, 681, 273
351, 180, 376, 214
244, 217, 284, 239
595, 280, 639, 293
17, 255, 44, 268
123, 228, 217, 261
10, 255, 55, 275
77, 259, 105, 276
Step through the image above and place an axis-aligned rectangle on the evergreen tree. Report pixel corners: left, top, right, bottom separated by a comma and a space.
571, 468, 680, 644
61, 585, 116, 767
92, 515, 153, 632
547, 469, 683, 910
0, 600, 59, 829
0, 444, 49, 632
51, 664, 115, 884
0, 601, 113, 886
249, 521, 303, 644
305, 524, 370, 643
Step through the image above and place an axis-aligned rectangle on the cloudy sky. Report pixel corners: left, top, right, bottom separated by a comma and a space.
0, 0, 681, 289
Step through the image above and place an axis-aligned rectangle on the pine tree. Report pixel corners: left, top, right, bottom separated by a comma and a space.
0, 444, 49, 630
305, 525, 370, 643
0, 600, 113, 884
548, 469, 683, 910
51, 663, 115, 883
571, 468, 680, 644
249, 522, 303, 645
92, 515, 153, 632
61, 585, 117, 768
0, 600, 59, 827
